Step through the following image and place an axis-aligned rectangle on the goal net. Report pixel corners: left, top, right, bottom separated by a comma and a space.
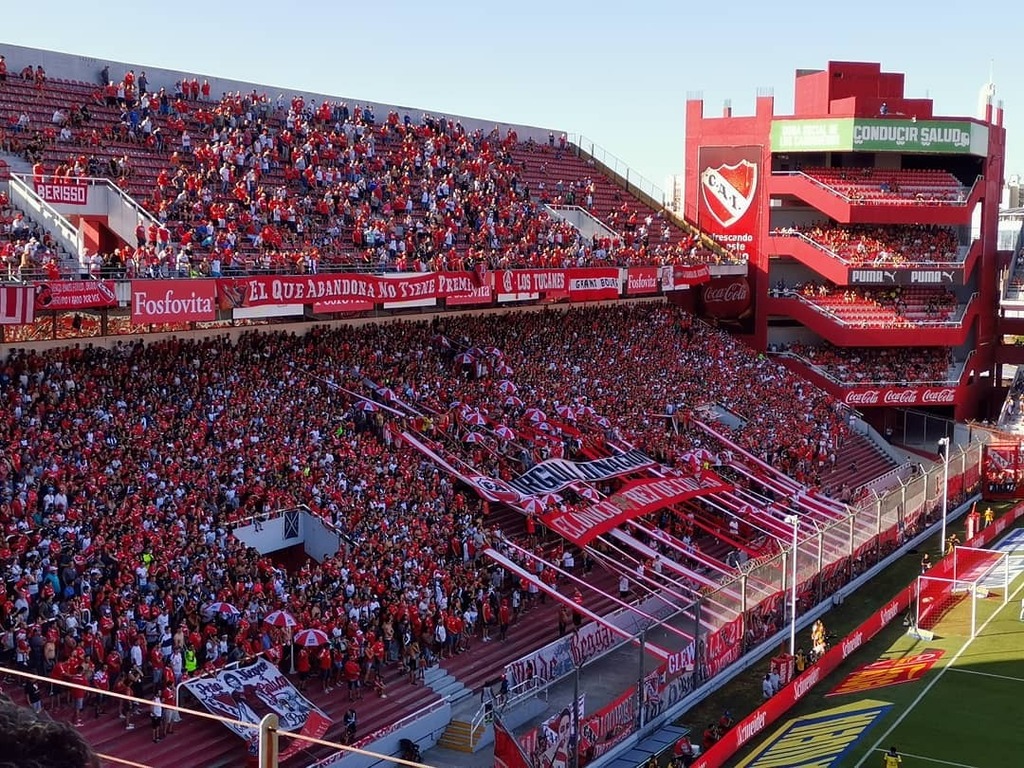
915, 547, 1009, 638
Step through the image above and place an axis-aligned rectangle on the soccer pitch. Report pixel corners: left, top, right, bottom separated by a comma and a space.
737, 531, 1024, 768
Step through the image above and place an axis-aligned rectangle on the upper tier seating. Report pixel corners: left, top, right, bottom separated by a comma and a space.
795, 283, 960, 327
775, 222, 961, 265
802, 167, 968, 204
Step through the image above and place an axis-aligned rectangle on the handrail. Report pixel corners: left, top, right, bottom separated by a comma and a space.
12, 172, 160, 228
7, 174, 81, 260
771, 351, 963, 388
567, 133, 666, 206
772, 170, 975, 207
468, 676, 546, 738
774, 289, 970, 329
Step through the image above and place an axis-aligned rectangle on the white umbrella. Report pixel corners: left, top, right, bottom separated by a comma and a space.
494, 425, 516, 441
525, 408, 546, 423
504, 396, 524, 408
464, 411, 487, 426
464, 432, 486, 444
204, 601, 240, 619
293, 628, 330, 647
498, 380, 517, 394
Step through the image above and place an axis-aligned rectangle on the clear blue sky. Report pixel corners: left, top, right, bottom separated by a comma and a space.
3, 1, 1018, 194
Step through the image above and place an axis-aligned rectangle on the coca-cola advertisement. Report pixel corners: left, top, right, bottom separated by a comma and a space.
625, 266, 660, 295
696, 145, 763, 261
700, 276, 753, 329
131, 280, 217, 323
842, 386, 960, 409
34, 280, 118, 311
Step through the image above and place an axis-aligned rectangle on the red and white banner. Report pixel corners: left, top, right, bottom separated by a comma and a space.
34, 280, 117, 310
543, 474, 732, 546
566, 267, 621, 301
703, 615, 743, 678
445, 283, 493, 307
0, 286, 35, 325
34, 178, 89, 205
494, 716, 532, 768
625, 266, 660, 295
697, 145, 762, 260
578, 688, 637, 765
842, 386, 960, 408
507, 449, 657, 497
131, 280, 217, 323
182, 658, 332, 760
661, 264, 711, 291
495, 269, 567, 296
216, 271, 478, 312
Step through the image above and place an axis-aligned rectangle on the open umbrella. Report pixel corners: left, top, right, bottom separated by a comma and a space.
555, 404, 575, 418
464, 432, 486, 444
498, 380, 517, 394
263, 610, 298, 629
463, 411, 487, 426
356, 401, 379, 412
504, 396, 524, 408
454, 353, 475, 365
205, 601, 240, 619
377, 387, 398, 403
522, 497, 546, 514
494, 425, 516, 441
293, 628, 330, 647
525, 408, 546, 423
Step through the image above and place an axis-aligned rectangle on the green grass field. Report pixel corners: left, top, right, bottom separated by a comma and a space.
730, 523, 1024, 768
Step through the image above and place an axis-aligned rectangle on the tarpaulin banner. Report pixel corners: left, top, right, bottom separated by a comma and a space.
495, 269, 567, 296
494, 716, 532, 768
661, 264, 711, 291
445, 283, 493, 307
215, 271, 479, 311
182, 658, 332, 760
131, 280, 217, 323
507, 450, 657, 497
578, 688, 637, 765
625, 266, 660, 295
843, 386, 960, 408
0, 285, 36, 325
542, 474, 732, 546
516, 695, 585, 768
34, 178, 89, 205
982, 442, 1024, 500
34, 280, 117, 310
566, 267, 621, 301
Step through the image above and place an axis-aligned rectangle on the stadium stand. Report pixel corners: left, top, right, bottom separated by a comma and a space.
773, 223, 961, 265
0, 70, 726, 278
0, 302, 897, 764
777, 342, 957, 384
791, 283, 961, 327
802, 167, 968, 204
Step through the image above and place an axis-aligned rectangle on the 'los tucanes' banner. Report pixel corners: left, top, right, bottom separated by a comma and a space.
543, 474, 733, 546
182, 658, 332, 760
215, 271, 481, 312
34, 280, 118, 310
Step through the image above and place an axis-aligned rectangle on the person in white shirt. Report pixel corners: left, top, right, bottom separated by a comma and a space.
769, 669, 782, 694
150, 694, 163, 742
762, 673, 774, 699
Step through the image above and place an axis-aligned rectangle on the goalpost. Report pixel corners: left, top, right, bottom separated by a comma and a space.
915, 546, 1009, 639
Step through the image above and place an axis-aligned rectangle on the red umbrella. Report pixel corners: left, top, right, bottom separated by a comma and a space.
504, 396, 524, 408
522, 497, 546, 514
464, 411, 487, 426
525, 408, 546, 423
555, 404, 575, 418
263, 610, 298, 629
498, 380, 517, 394
356, 401, 379, 412
454, 353, 474, 365
464, 432, 486, 444
293, 628, 330, 647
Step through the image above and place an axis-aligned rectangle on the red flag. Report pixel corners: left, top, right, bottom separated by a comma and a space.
493, 716, 531, 768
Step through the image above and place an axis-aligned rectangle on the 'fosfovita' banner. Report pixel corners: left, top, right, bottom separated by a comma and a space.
770, 118, 988, 155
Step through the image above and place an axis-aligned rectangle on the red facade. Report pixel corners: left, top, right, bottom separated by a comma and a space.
685, 61, 1007, 420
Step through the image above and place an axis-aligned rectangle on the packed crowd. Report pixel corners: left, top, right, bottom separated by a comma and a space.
802, 167, 968, 204
0, 304, 854, 735
774, 223, 961, 265
1, 60, 725, 279
776, 341, 956, 383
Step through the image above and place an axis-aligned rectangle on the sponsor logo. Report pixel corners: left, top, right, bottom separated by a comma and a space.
700, 161, 758, 228
704, 281, 749, 304
911, 270, 956, 284
883, 389, 919, 405
845, 390, 880, 406
880, 600, 900, 625
829, 651, 945, 697
793, 666, 821, 699
841, 631, 864, 659
627, 271, 658, 292
132, 282, 217, 322
921, 388, 956, 404
736, 710, 767, 746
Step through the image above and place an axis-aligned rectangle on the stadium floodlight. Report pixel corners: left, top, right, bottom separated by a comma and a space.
937, 436, 950, 555
784, 514, 799, 656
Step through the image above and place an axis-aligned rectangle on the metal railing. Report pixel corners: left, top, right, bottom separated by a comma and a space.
567, 133, 666, 207
772, 170, 977, 207
772, 350, 964, 388
771, 228, 969, 268
774, 288, 973, 329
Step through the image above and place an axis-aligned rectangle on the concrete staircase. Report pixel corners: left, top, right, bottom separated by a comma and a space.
423, 661, 471, 703
436, 718, 487, 752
